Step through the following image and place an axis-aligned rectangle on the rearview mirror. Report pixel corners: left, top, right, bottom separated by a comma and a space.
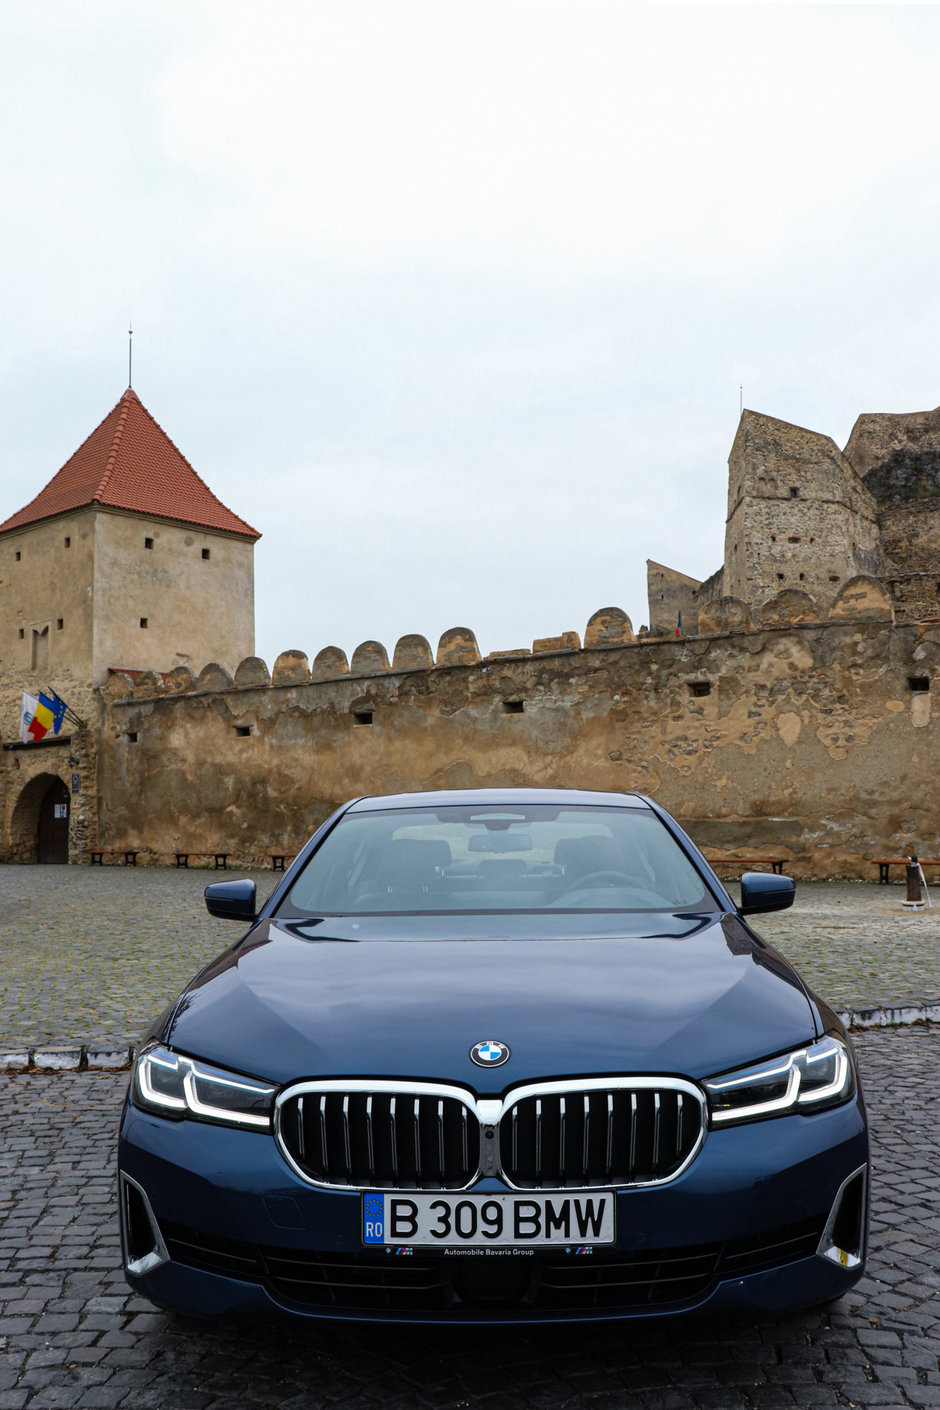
468, 832, 534, 853
739, 872, 795, 916
205, 878, 257, 921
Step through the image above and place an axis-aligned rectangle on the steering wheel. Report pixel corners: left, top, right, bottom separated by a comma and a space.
558, 869, 634, 896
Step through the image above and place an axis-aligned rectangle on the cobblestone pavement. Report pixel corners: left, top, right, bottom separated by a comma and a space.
0, 867, 273, 1050
0, 1025, 936, 1408
0, 866, 938, 1050
755, 882, 940, 1016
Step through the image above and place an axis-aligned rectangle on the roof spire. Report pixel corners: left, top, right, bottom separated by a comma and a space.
128, 320, 133, 389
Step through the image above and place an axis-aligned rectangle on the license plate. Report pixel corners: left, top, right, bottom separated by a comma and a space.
362, 1191, 615, 1247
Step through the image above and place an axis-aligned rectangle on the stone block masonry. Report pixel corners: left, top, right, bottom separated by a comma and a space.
723, 410, 882, 617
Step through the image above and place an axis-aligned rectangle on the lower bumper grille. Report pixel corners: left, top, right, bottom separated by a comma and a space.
162, 1222, 265, 1280
158, 1215, 826, 1315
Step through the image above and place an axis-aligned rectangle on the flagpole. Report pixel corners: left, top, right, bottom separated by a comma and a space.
44, 687, 87, 731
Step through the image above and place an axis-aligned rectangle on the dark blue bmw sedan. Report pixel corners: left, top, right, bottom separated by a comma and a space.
118, 789, 868, 1323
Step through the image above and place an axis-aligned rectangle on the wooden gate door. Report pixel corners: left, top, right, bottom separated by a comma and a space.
37, 778, 69, 863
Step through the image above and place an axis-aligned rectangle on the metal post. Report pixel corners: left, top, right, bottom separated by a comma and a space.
902, 854, 925, 910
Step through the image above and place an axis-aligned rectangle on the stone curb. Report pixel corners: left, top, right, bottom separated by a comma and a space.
836, 1000, 940, 1029
0, 1001, 939, 1073
0, 1043, 136, 1072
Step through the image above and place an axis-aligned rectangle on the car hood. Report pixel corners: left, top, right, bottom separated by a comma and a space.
166, 913, 817, 1089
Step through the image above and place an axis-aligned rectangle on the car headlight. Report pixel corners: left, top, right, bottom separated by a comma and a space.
703, 1035, 854, 1127
132, 1044, 276, 1130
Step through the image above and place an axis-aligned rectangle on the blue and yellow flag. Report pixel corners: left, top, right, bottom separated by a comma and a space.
45, 691, 68, 734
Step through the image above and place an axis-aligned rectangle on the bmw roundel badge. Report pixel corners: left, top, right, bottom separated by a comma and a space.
470, 1040, 510, 1067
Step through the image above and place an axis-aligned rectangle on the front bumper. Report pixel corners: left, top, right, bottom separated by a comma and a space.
118, 1091, 868, 1325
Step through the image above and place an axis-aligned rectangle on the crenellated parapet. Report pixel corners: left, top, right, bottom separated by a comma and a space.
101, 582, 908, 705
234, 657, 271, 688
393, 636, 434, 670
696, 576, 895, 636
104, 612, 640, 699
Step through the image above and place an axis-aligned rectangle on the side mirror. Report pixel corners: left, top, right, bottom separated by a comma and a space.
205, 878, 257, 921
739, 872, 795, 916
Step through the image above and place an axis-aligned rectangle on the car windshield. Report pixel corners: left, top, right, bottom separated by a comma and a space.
283, 804, 713, 915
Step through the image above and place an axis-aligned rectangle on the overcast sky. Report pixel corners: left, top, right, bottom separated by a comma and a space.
2, 1, 940, 669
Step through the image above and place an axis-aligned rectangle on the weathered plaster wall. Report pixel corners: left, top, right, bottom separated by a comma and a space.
0, 505, 255, 692
0, 508, 96, 684
92, 510, 255, 681
96, 614, 940, 878
646, 561, 702, 635
0, 524, 100, 864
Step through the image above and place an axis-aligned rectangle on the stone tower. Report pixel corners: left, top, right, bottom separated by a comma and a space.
844, 406, 940, 620
0, 388, 260, 698
723, 410, 881, 615
0, 388, 259, 866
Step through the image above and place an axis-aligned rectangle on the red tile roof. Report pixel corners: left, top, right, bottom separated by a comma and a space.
0, 389, 260, 539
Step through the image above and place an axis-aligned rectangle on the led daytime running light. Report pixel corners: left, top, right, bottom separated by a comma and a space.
705, 1037, 852, 1126
133, 1045, 275, 1130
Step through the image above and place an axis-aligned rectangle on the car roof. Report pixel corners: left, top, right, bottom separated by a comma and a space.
346, 788, 652, 813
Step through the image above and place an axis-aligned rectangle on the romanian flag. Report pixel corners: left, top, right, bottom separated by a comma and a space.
28, 694, 55, 741
675, 611, 682, 638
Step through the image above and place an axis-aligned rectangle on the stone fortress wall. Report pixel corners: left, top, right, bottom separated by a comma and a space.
97, 596, 939, 879
6, 394, 940, 875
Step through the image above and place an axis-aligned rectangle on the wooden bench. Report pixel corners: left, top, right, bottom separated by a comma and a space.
872, 858, 940, 884
269, 853, 297, 871
89, 849, 138, 866
703, 856, 786, 875
174, 851, 229, 869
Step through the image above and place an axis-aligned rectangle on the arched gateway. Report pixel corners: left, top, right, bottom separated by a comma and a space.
10, 773, 70, 863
